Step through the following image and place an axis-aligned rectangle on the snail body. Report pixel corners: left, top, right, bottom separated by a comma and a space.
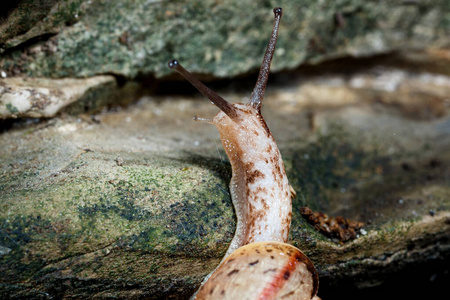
169, 7, 319, 300
209, 102, 292, 257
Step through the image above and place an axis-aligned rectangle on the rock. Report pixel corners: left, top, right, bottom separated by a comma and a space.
0, 0, 449, 78
0, 0, 71, 51
1, 53, 449, 298
0, 76, 138, 118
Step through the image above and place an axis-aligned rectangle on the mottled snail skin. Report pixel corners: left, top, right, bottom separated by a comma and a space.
168, 7, 319, 300
169, 7, 291, 257
210, 101, 292, 257
195, 242, 319, 300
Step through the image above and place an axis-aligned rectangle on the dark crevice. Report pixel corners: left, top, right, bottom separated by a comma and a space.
0, 32, 57, 56
0, 1, 25, 21
151, 52, 399, 97
319, 252, 450, 300
0, 118, 47, 133
110, 73, 128, 88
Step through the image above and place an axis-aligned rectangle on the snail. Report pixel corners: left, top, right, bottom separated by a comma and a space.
194, 242, 319, 300
168, 7, 320, 300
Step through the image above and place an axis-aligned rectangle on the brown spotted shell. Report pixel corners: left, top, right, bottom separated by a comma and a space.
195, 242, 319, 300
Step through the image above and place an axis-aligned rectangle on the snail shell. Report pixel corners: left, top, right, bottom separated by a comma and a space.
195, 242, 319, 300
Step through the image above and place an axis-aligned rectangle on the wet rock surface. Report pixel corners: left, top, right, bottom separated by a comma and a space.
1, 52, 449, 298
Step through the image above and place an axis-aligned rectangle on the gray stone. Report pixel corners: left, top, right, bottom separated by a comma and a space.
0, 76, 119, 118
0, 0, 449, 79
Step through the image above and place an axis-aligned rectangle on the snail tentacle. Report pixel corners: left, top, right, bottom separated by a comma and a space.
168, 7, 320, 300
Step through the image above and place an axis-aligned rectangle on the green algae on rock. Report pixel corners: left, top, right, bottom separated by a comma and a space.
1, 0, 449, 78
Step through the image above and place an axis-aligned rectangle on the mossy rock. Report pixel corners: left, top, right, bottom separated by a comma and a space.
1, 0, 449, 78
